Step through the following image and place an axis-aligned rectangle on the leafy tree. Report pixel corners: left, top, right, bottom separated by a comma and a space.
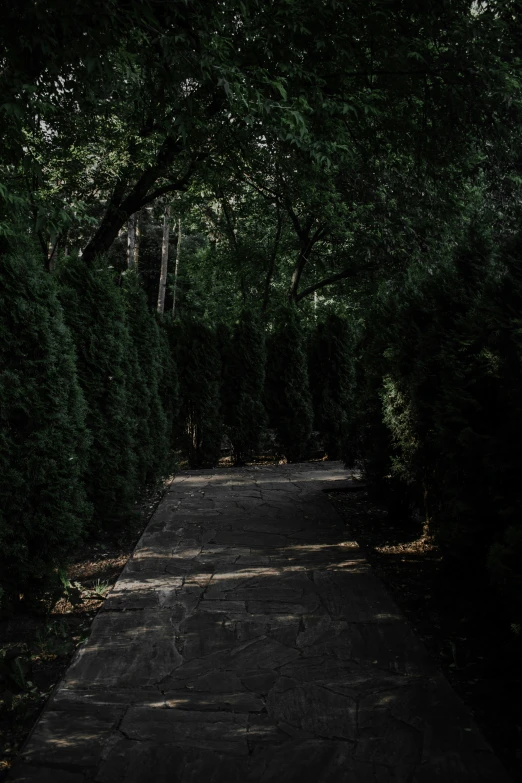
0, 247, 91, 601
57, 255, 138, 527
177, 321, 223, 468
265, 307, 313, 462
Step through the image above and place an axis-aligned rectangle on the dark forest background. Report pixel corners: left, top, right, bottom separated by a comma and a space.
1, 0, 522, 646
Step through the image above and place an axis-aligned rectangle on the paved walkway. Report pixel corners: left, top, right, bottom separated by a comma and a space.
10, 463, 511, 782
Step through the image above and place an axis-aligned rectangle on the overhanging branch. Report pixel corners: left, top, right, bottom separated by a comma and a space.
296, 264, 376, 301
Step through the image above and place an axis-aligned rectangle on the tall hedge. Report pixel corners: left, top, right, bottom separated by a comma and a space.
355, 229, 522, 624
216, 321, 233, 426
177, 320, 223, 468
223, 309, 267, 465
265, 306, 313, 462
0, 250, 91, 601
57, 256, 138, 527
309, 313, 355, 460
122, 272, 171, 485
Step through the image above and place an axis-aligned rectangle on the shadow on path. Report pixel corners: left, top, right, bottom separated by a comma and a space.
8, 463, 512, 782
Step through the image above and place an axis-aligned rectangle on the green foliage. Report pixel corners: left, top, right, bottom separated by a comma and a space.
0, 249, 90, 600
176, 320, 223, 468
57, 255, 138, 527
223, 309, 267, 465
122, 272, 171, 485
356, 234, 492, 531
0, 649, 35, 695
265, 307, 313, 462
355, 228, 522, 621
309, 313, 356, 459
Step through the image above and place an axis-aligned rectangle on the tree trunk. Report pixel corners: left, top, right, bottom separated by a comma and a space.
172, 217, 182, 318
127, 213, 137, 270
286, 214, 326, 302
135, 209, 141, 267
157, 205, 171, 313
288, 240, 309, 302
263, 211, 282, 313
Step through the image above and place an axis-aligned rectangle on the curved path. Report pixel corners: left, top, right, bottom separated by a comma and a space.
10, 463, 511, 782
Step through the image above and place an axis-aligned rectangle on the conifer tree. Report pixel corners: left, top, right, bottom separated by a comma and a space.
0, 250, 91, 600
216, 321, 233, 422
57, 256, 138, 527
177, 321, 223, 468
225, 309, 267, 465
122, 272, 170, 484
309, 314, 355, 459
265, 306, 313, 462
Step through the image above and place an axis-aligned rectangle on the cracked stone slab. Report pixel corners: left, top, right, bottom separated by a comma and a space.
301, 621, 436, 676
103, 575, 184, 611
7, 767, 86, 783
49, 686, 166, 711
62, 610, 182, 689
266, 680, 358, 740
9, 462, 512, 783
15, 708, 120, 769
164, 690, 264, 712
95, 739, 250, 783
119, 706, 249, 756
199, 599, 248, 614
247, 739, 358, 782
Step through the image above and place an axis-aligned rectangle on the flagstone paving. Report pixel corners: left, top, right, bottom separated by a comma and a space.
9, 463, 512, 782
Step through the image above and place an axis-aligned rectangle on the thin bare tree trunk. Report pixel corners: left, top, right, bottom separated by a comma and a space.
127, 213, 137, 269
172, 217, 182, 318
135, 210, 141, 268
157, 205, 171, 313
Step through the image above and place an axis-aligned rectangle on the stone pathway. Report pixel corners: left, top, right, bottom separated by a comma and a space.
10, 463, 511, 782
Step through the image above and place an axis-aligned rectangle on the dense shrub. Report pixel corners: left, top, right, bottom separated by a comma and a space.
265, 306, 313, 462
0, 251, 91, 601
309, 313, 355, 459
177, 320, 223, 468
223, 309, 267, 465
122, 272, 171, 484
57, 256, 138, 527
355, 230, 522, 622
216, 321, 233, 424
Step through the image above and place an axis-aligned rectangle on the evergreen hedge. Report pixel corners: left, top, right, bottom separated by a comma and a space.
265, 306, 313, 462
0, 250, 91, 601
177, 320, 223, 468
224, 309, 267, 465
122, 272, 171, 485
57, 256, 138, 527
355, 230, 522, 624
309, 313, 355, 460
